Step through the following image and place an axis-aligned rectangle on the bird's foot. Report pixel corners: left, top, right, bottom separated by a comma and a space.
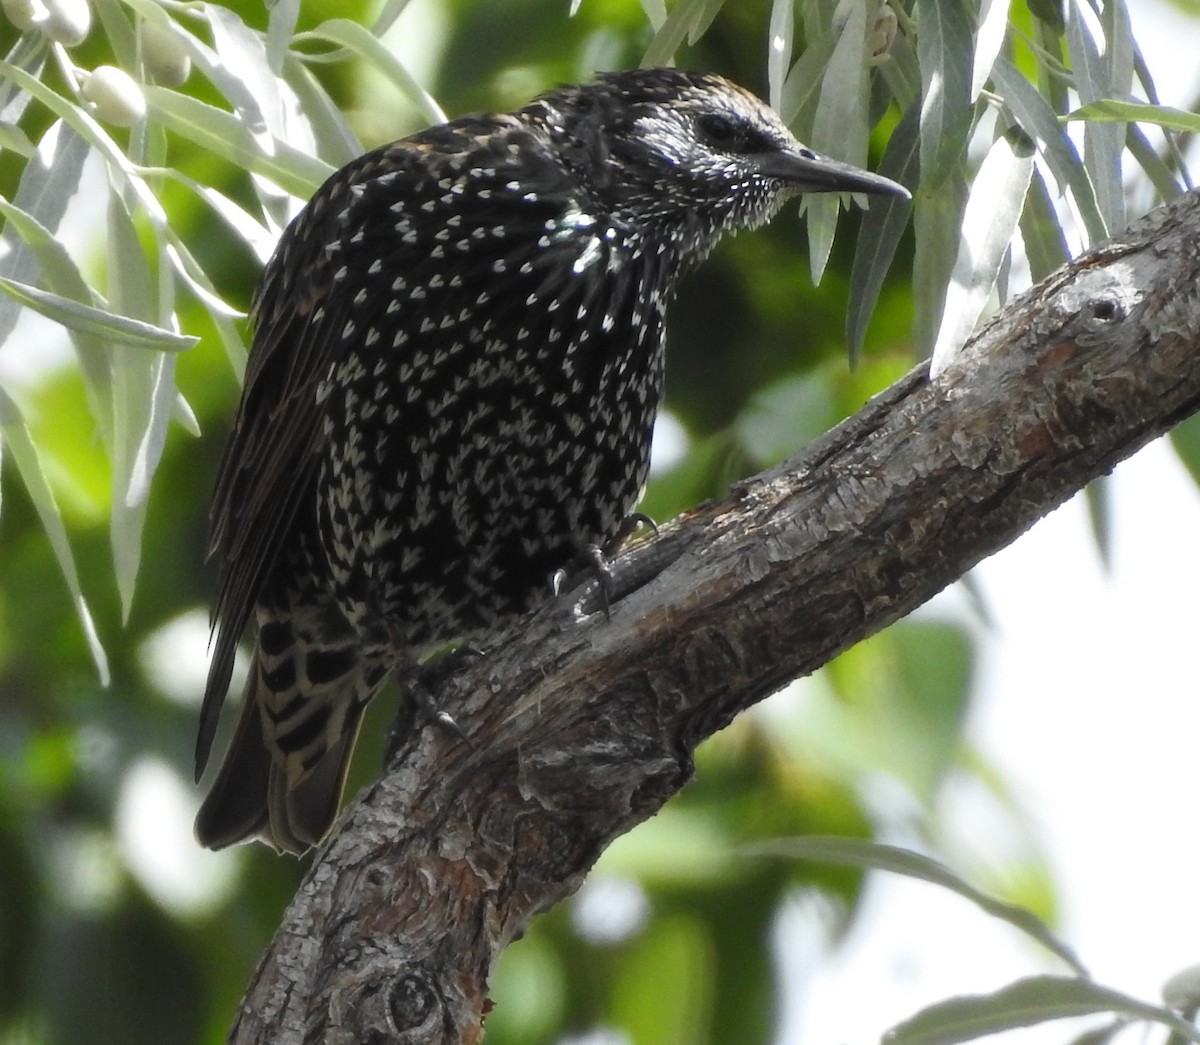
551, 513, 659, 619
552, 544, 615, 618
386, 643, 481, 761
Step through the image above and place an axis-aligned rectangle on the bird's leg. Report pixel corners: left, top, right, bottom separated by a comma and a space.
384, 638, 479, 762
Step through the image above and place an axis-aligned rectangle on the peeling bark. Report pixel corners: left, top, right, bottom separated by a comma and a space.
228, 191, 1200, 1044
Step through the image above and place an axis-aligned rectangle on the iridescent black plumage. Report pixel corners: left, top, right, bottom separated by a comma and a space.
193, 68, 908, 854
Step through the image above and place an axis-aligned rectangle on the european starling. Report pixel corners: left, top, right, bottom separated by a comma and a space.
193, 68, 908, 855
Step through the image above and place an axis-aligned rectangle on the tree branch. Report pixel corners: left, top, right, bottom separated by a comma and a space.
229, 190, 1200, 1044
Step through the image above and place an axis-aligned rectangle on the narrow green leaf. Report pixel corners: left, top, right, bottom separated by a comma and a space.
0, 32, 48, 123
280, 53, 361, 169
847, 98, 918, 363
1065, 98, 1200, 136
371, 0, 416, 37
884, 976, 1200, 1045
808, 0, 869, 285
125, 0, 275, 158
778, 31, 837, 128
0, 124, 118, 449
126, 0, 304, 171
799, 0, 823, 43
1065, 0, 1127, 233
105, 189, 173, 621
162, 236, 248, 377
112, 352, 175, 605
161, 239, 245, 320
92, 0, 137, 69
745, 837, 1086, 975
637, 0, 667, 29
265, 0, 300, 71
1125, 124, 1183, 202
1065, 3, 1106, 103
206, 6, 291, 153
0, 124, 91, 338
0, 277, 196, 351
172, 391, 201, 439
971, 0, 1009, 101
990, 57, 1107, 242
1099, 0, 1136, 144
912, 170, 967, 358
1128, 25, 1193, 190
1084, 474, 1112, 570
640, 0, 711, 67
142, 84, 331, 198
1032, 24, 1071, 121
931, 129, 1035, 375
147, 168, 275, 262
1063, 1021, 1130, 1045
1101, 0, 1136, 97
878, 11, 922, 112
115, 0, 172, 32
1018, 166, 1070, 283
0, 120, 35, 157
685, 0, 726, 45
294, 19, 446, 126
768, 0, 794, 111
1028, 0, 1065, 34
916, 0, 974, 188
0, 386, 110, 684
106, 192, 155, 329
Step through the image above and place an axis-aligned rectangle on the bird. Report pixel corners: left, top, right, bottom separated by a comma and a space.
193, 68, 909, 855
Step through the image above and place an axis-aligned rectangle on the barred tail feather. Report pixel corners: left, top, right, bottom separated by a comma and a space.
194, 667, 273, 850
194, 615, 380, 855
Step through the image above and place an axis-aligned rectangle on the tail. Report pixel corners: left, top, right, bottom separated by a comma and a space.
194, 620, 382, 855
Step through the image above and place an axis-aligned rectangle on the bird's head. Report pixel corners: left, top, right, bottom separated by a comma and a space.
530, 68, 909, 253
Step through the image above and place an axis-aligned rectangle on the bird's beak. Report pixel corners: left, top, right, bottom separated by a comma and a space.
759, 147, 911, 200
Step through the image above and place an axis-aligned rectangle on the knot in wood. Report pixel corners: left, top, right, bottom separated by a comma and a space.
1055, 259, 1145, 347
327, 961, 448, 1044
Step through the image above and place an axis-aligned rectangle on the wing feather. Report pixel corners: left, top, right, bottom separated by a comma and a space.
196, 145, 417, 776
195, 114, 577, 776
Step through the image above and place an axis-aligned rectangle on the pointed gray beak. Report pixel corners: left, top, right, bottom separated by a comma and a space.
758, 146, 911, 199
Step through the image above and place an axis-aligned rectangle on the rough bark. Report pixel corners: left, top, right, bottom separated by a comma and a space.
228, 190, 1200, 1044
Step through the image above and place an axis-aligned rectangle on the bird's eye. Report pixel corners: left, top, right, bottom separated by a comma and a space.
696, 113, 742, 147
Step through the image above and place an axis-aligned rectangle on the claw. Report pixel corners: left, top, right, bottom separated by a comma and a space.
610, 511, 659, 548
551, 513, 660, 618
388, 645, 480, 757
422, 699, 472, 748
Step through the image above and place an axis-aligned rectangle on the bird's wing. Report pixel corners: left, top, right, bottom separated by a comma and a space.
195, 116, 586, 777
195, 169, 363, 776
194, 136, 453, 776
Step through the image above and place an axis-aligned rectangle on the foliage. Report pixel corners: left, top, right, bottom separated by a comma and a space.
0, 1, 1196, 1044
